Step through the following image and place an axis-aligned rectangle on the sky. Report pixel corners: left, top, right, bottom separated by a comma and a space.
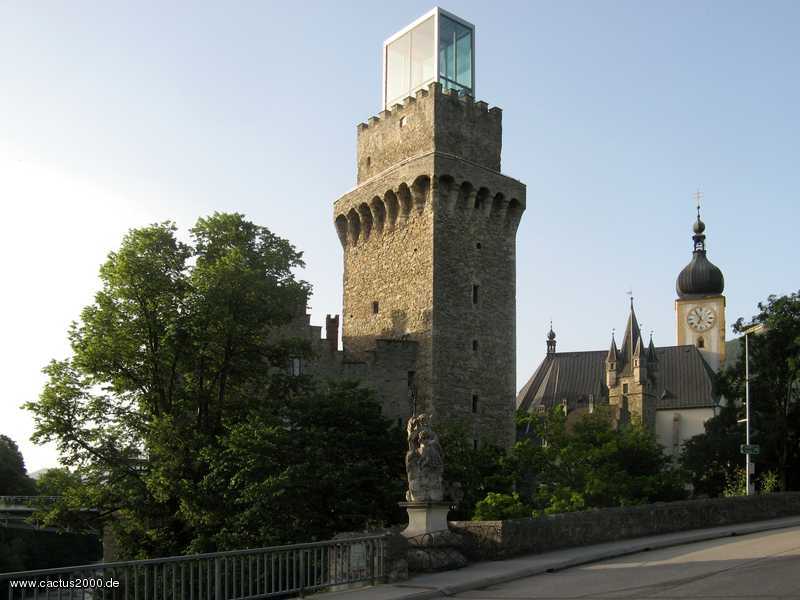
1, 1, 798, 472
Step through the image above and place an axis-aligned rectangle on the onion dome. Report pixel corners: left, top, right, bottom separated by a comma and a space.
676, 206, 724, 298
546, 321, 557, 354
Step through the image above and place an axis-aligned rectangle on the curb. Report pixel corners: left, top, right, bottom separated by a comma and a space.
319, 516, 800, 599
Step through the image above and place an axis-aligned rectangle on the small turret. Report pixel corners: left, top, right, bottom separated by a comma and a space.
546, 321, 557, 354
633, 334, 645, 383
606, 332, 618, 388
647, 332, 659, 371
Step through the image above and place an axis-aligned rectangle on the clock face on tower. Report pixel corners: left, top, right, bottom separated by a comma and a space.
687, 305, 716, 332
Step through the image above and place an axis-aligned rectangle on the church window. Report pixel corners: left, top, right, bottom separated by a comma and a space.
697, 336, 705, 349
623, 383, 629, 394
472, 394, 478, 413
472, 339, 478, 352
366, 156, 371, 168
288, 357, 302, 377
372, 300, 379, 314
473, 438, 479, 450
476, 242, 482, 249
472, 284, 479, 304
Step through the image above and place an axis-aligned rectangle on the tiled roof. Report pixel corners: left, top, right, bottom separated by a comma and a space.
517, 345, 716, 413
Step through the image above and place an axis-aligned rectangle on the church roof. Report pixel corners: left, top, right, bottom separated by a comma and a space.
517, 344, 717, 414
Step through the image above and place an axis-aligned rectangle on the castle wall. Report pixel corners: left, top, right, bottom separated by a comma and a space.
334, 82, 526, 448
356, 84, 501, 185
276, 309, 418, 426
431, 158, 524, 448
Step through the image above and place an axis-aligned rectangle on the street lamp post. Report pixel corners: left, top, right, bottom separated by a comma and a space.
742, 323, 761, 497
745, 331, 753, 496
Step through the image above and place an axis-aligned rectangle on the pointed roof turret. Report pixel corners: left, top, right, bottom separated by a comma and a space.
619, 298, 642, 369
606, 331, 618, 364
647, 331, 658, 363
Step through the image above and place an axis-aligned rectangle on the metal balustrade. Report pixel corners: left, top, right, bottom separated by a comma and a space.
0, 534, 386, 599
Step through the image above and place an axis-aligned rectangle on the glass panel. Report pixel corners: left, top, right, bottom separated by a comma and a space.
438, 15, 473, 94
410, 16, 435, 89
455, 27, 472, 88
386, 32, 410, 106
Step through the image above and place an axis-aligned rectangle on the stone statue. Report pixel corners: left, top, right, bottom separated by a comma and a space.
405, 414, 444, 502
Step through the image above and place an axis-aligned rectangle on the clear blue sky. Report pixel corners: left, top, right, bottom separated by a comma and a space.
1, 1, 798, 471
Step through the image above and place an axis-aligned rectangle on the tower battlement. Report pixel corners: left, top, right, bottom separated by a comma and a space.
356, 82, 502, 184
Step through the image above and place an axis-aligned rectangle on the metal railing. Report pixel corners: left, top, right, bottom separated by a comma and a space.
0, 497, 62, 509
0, 534, 387, 599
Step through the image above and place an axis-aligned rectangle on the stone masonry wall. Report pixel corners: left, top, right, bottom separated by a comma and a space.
356, 82, 501, 185
275, 309, 418, 425
431, 156, 524, 448
450, 492, 800, 560
335, 82, 525, 447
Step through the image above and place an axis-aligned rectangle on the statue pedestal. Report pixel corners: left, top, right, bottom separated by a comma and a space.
399, 501, 452, 538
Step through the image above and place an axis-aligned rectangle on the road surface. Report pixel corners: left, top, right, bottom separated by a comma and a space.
453, 525, 800, 599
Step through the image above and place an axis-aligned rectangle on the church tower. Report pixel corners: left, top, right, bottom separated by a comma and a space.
333, 8, 526, 447
675, 200, 726, 371
606, 301, 658, 429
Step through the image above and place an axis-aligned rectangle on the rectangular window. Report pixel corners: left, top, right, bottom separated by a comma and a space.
472, 394, 478, 413
438, 14, 473, 94
472, 339, 478, 352
372, 300, 379, 314
623, 383, 629, 393
473, 438, 479, 450
288, 357, 302, 377
472, 284, 479, 305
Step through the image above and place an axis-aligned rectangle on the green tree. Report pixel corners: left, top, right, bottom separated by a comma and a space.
506, 408, 686, 515
24, 213, 403, 558
35, 468, 83, 497
680, 403, 743, 497
717, 291, 800, 491
0, 435, 36, 495
436, 422, 509, 520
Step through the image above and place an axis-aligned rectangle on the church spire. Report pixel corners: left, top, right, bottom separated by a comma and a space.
620, 298, 642, 367
546, 321, 557, 354
606, 330, 618, 364
676, 192, 724, 298
647, 330, 658, 364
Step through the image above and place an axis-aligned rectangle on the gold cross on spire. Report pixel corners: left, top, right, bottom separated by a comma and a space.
693, 189, 703, 217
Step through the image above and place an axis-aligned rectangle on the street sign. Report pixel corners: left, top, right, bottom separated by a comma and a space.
741, 444, 760, 455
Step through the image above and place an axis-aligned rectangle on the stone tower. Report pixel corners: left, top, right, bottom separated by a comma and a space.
606, 302, 659, 429
675, 204, 726, 371
333, 9, 526, 448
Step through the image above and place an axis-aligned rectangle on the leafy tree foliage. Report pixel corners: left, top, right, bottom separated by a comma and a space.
0, 435, 36, 495
24, 213, 403, 558
35, 468, 83, 497
492, 408, 686, 517
680, 403, 743, 497
435, 422, 509, 520
709, 291, 800, 491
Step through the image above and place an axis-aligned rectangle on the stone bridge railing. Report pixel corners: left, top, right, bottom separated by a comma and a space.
449, 492, 800, 561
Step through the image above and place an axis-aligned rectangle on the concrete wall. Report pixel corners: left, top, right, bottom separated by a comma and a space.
450, 493, 800, 560
656, 407, 714, 458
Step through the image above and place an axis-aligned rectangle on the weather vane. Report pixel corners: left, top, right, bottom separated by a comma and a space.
626, 288, 634, 308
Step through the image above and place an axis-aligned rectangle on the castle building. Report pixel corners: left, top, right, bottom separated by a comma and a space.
517, 206, 726, 455
283, 8, 525, 449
